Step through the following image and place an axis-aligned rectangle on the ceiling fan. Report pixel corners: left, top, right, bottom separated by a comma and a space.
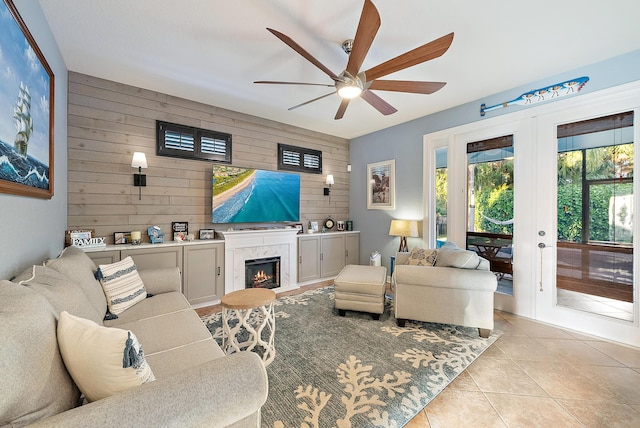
254, 0, 454, 120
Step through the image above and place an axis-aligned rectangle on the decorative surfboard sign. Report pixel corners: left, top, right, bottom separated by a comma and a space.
481, 76, 589, 117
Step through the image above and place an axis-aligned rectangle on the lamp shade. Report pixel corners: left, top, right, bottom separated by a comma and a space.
325, 174, 334, 185
131, 152, 148, 169
389, 220, 419, 238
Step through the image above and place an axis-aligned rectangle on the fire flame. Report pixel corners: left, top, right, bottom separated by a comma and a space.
253, 270, 272, 284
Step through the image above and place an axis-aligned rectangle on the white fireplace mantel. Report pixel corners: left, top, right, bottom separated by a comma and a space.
218, 228, 299, 294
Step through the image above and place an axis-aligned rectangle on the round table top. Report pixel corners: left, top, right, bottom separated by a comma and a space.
221, 288, 276, 309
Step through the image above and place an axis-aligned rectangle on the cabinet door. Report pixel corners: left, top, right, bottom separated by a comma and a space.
345, 233, 360, 265
121, 246, 183, 272
321, 234, 346, 277
86, 250, 121, 266
298, 235, 320, 282
183, 243, 224, 305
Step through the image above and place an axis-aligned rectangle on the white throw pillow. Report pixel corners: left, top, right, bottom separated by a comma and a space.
57, 311, 155, 402
405, 247, 438, 266
96, 256, 147, 315
434, 247, 481, 269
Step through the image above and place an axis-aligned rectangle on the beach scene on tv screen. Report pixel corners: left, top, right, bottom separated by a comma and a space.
212, 166, 300, 223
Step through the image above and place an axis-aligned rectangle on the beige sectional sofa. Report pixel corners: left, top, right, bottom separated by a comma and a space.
0, 246, 268, 427
392, 243, 498, 337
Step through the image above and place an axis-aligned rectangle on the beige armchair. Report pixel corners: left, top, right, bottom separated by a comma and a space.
392, 244, 498, 338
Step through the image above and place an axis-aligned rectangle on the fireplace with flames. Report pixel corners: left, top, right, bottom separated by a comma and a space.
245, 256, 281, 289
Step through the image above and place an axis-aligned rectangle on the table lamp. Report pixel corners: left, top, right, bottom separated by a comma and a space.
389, 220, 419, 253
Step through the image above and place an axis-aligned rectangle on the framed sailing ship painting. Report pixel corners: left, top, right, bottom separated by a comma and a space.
0, 0, 54, 198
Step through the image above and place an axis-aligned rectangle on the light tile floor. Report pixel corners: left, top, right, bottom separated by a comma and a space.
557, 289, 634, 322
197, 284, 640, 427
408, 310, 640, 428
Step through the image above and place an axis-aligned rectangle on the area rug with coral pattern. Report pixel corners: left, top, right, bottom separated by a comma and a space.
201, 286, 501, 428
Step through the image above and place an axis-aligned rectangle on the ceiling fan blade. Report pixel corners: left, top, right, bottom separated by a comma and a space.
363, 32, 454, 81
255, 80, 335, 88
361, 90, 397, 115
335, 99, 350, 120
267, 28, 340, 81
288, 91, 336, 111
345, 0, 380, 77
368, 80, 446, 94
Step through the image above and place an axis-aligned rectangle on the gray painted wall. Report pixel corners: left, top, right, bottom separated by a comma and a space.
0, 2, 68, 279
350, 49, 640, 270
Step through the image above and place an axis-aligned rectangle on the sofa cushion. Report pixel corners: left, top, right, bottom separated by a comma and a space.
96, 256, 147, 315
434, 244, 481, 269
18, 265, 103, 323
405, 247, 438, 266
57, 311, 155, 402
0, 280, 81, 427
45, 246, 108, 320
110, 306, 213, 355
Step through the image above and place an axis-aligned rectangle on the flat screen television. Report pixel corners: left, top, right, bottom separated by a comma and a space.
212, 166, 300, 223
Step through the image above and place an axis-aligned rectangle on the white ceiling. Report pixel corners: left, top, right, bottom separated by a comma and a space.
37, 0, 640, 139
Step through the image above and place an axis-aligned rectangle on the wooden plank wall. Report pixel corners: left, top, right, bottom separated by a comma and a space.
67, 72, 350, 244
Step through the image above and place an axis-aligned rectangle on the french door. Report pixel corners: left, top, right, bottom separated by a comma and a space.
535, 104, 639, 346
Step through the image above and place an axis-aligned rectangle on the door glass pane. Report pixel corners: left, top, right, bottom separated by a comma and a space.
435, 147, 448, 247
556, 112, 634, 321
466, 136, 514, 295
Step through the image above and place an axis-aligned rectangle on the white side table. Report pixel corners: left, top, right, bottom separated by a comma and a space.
220, 288, 276, 365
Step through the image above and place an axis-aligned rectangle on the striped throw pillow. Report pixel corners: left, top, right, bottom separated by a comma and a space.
96, 256, 147, 315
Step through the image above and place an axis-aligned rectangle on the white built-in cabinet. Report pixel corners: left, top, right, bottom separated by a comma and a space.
85, 241, 224, 306
297, 235, 321, 282
297, 231, 360, 282
182, 243, 224, 305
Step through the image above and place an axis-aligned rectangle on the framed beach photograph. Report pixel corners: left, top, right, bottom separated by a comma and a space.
0, 0, 54, 199
367, 159, 395, 210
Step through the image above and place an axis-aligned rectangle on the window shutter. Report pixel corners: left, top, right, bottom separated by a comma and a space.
157, 121, 231, 163
278, 143, 322, 174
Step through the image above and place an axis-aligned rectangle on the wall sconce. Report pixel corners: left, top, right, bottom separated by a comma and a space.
324, 174, 334, 204
389, 219, 419, 253
347, 164, 352, 173
324, 174, 334, 196
131, 152, 148, 200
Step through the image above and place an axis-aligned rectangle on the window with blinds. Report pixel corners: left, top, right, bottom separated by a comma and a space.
157, 121, 231, 163
278, 143, 322, 174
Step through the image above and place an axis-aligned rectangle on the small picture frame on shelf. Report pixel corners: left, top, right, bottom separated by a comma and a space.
114, 231, 131, 245
199, 229, 215, 240
172, 221, 189, 241
310, 221, 319, 233
292, 223, 303, 234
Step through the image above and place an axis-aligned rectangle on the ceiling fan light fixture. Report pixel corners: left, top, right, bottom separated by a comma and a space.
337, 84, 362, 99
337, 73, 364, 99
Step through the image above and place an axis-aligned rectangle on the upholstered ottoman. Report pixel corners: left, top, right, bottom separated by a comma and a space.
334, 264, 387, 319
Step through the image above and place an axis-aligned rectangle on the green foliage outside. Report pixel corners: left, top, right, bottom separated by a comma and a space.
470, 160, 514, 235
435, 168, 447, 239
557, 144, 633, 243
435, 168, 447, 217
475, 184, 513, 235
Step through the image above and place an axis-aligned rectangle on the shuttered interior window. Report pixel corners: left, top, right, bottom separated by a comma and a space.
165, 130, 195, 151
157, 121, 231, 163
282, 149, 301, 166
278, 143, 322, 174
